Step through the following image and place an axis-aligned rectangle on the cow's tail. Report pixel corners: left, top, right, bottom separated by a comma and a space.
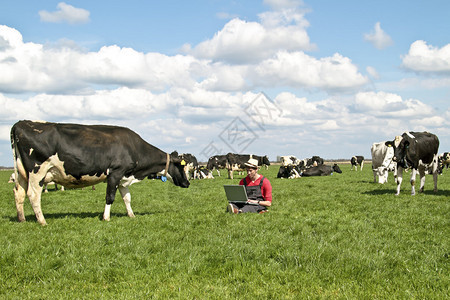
10, 124, 19, 182
10, 123, 26, 182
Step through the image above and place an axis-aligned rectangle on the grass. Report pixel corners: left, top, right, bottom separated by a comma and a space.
0, 164, 449, 299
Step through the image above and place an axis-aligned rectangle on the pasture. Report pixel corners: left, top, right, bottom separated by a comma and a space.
0, 164, 448, 299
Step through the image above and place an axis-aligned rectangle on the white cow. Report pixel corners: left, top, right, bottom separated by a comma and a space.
371, 142, 397, 184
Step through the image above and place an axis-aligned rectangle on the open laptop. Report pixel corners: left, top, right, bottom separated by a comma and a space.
223, 185, 258, 205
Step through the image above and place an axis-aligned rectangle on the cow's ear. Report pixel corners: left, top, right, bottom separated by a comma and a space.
385, 141, 393, 147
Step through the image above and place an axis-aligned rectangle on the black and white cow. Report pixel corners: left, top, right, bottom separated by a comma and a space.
178, 153, 199, 180
301, 164, 342, 177
225, 153, 269, 179
10, 120, 190, 225
389, 131, 439, 195
206, 155, 228, 177
438, 152, 450, 173
306, 156, 324, 167
280, 155, 300, 166
350, 156, 364, 171
194, 165, 214, 179
371, 142, 397, 184
277, 165, 301, 179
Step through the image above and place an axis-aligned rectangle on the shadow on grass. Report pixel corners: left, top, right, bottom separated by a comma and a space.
7, 211, 156, 223
363, 189, 450, 196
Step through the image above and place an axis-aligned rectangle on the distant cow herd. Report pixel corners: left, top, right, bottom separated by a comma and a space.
6, 120, 448, 225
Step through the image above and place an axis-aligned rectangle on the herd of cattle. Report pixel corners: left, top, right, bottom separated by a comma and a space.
6, 120, 449, 225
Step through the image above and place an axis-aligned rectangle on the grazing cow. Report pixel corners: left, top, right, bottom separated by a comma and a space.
371, 142, 397, 184
350, 156, 364, 171
389, 131, 439, 195
301, 164, 342, 177
226, 153, 269, 179
255, 155, 271, 169
10, 120, 190, 225
206, 155, 228, 177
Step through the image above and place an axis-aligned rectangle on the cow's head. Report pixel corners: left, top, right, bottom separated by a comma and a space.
167, 151, 190, 188
389, 135, 411, 169
332, 164, 342, 173
263, 155, 270, 166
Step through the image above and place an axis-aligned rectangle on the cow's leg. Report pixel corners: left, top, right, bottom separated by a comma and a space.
44, 183, 49, 193
27, 175, 47, 225
228, 169, 233, 180
360, 161, 364, 171
14, 173, 28, 222
103, 174, 121, 221
373, 170, 377, 183
395, 167, 403, 195
119, 186, 135, 218
418, 167, 426, 193
410, 168, 417, 196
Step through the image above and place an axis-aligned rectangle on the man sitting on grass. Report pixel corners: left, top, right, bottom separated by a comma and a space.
227, 158, 272, 214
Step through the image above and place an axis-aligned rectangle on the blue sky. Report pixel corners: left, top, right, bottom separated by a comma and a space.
0, 0, 449, 166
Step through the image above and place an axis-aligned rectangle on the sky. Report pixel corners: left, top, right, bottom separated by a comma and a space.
0, 0, 449, 167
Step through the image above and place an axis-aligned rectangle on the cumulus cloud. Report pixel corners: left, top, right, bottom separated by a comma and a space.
187, 8, 314, 64
39, 2, 90, 24
364, 22, 393, 50
255, 51, 368, 90
401, 40, 450, 74
0, 25, 367, 94
354, 91, 434, 118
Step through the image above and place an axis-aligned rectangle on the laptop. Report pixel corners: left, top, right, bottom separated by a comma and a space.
223, 185, 258, 205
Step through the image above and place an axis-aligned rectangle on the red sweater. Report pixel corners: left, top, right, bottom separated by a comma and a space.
239, 175, 272, 202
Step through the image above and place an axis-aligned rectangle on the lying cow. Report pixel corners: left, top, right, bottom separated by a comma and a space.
11, 120, 190, 225
277, 165, 301, 179
371, 141, 397, 184
389, 131, 439, 195
301, 164, 342, 177
193, 166, 214, 179
350, 156, 364, 171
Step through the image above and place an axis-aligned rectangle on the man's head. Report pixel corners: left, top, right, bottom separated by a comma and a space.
244, 158, 259, 169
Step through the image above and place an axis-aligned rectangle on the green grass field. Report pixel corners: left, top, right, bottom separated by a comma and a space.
0, 164, 448, 299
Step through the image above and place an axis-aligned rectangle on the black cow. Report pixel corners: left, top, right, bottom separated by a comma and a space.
10, 120, 190, 225
206, 155, 228, 177
301, 164, 342, 177
350, 156, 364, 171
389, 131, 439, 195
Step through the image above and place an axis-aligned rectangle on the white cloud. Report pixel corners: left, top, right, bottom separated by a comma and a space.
187, 8, 314, 64
255, 51, 368, 90
39, 2, 90, 24
366, 66, 379, 79
401, 40, 450, 75
354, 91, 434, 117
364, 22, 393, 50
